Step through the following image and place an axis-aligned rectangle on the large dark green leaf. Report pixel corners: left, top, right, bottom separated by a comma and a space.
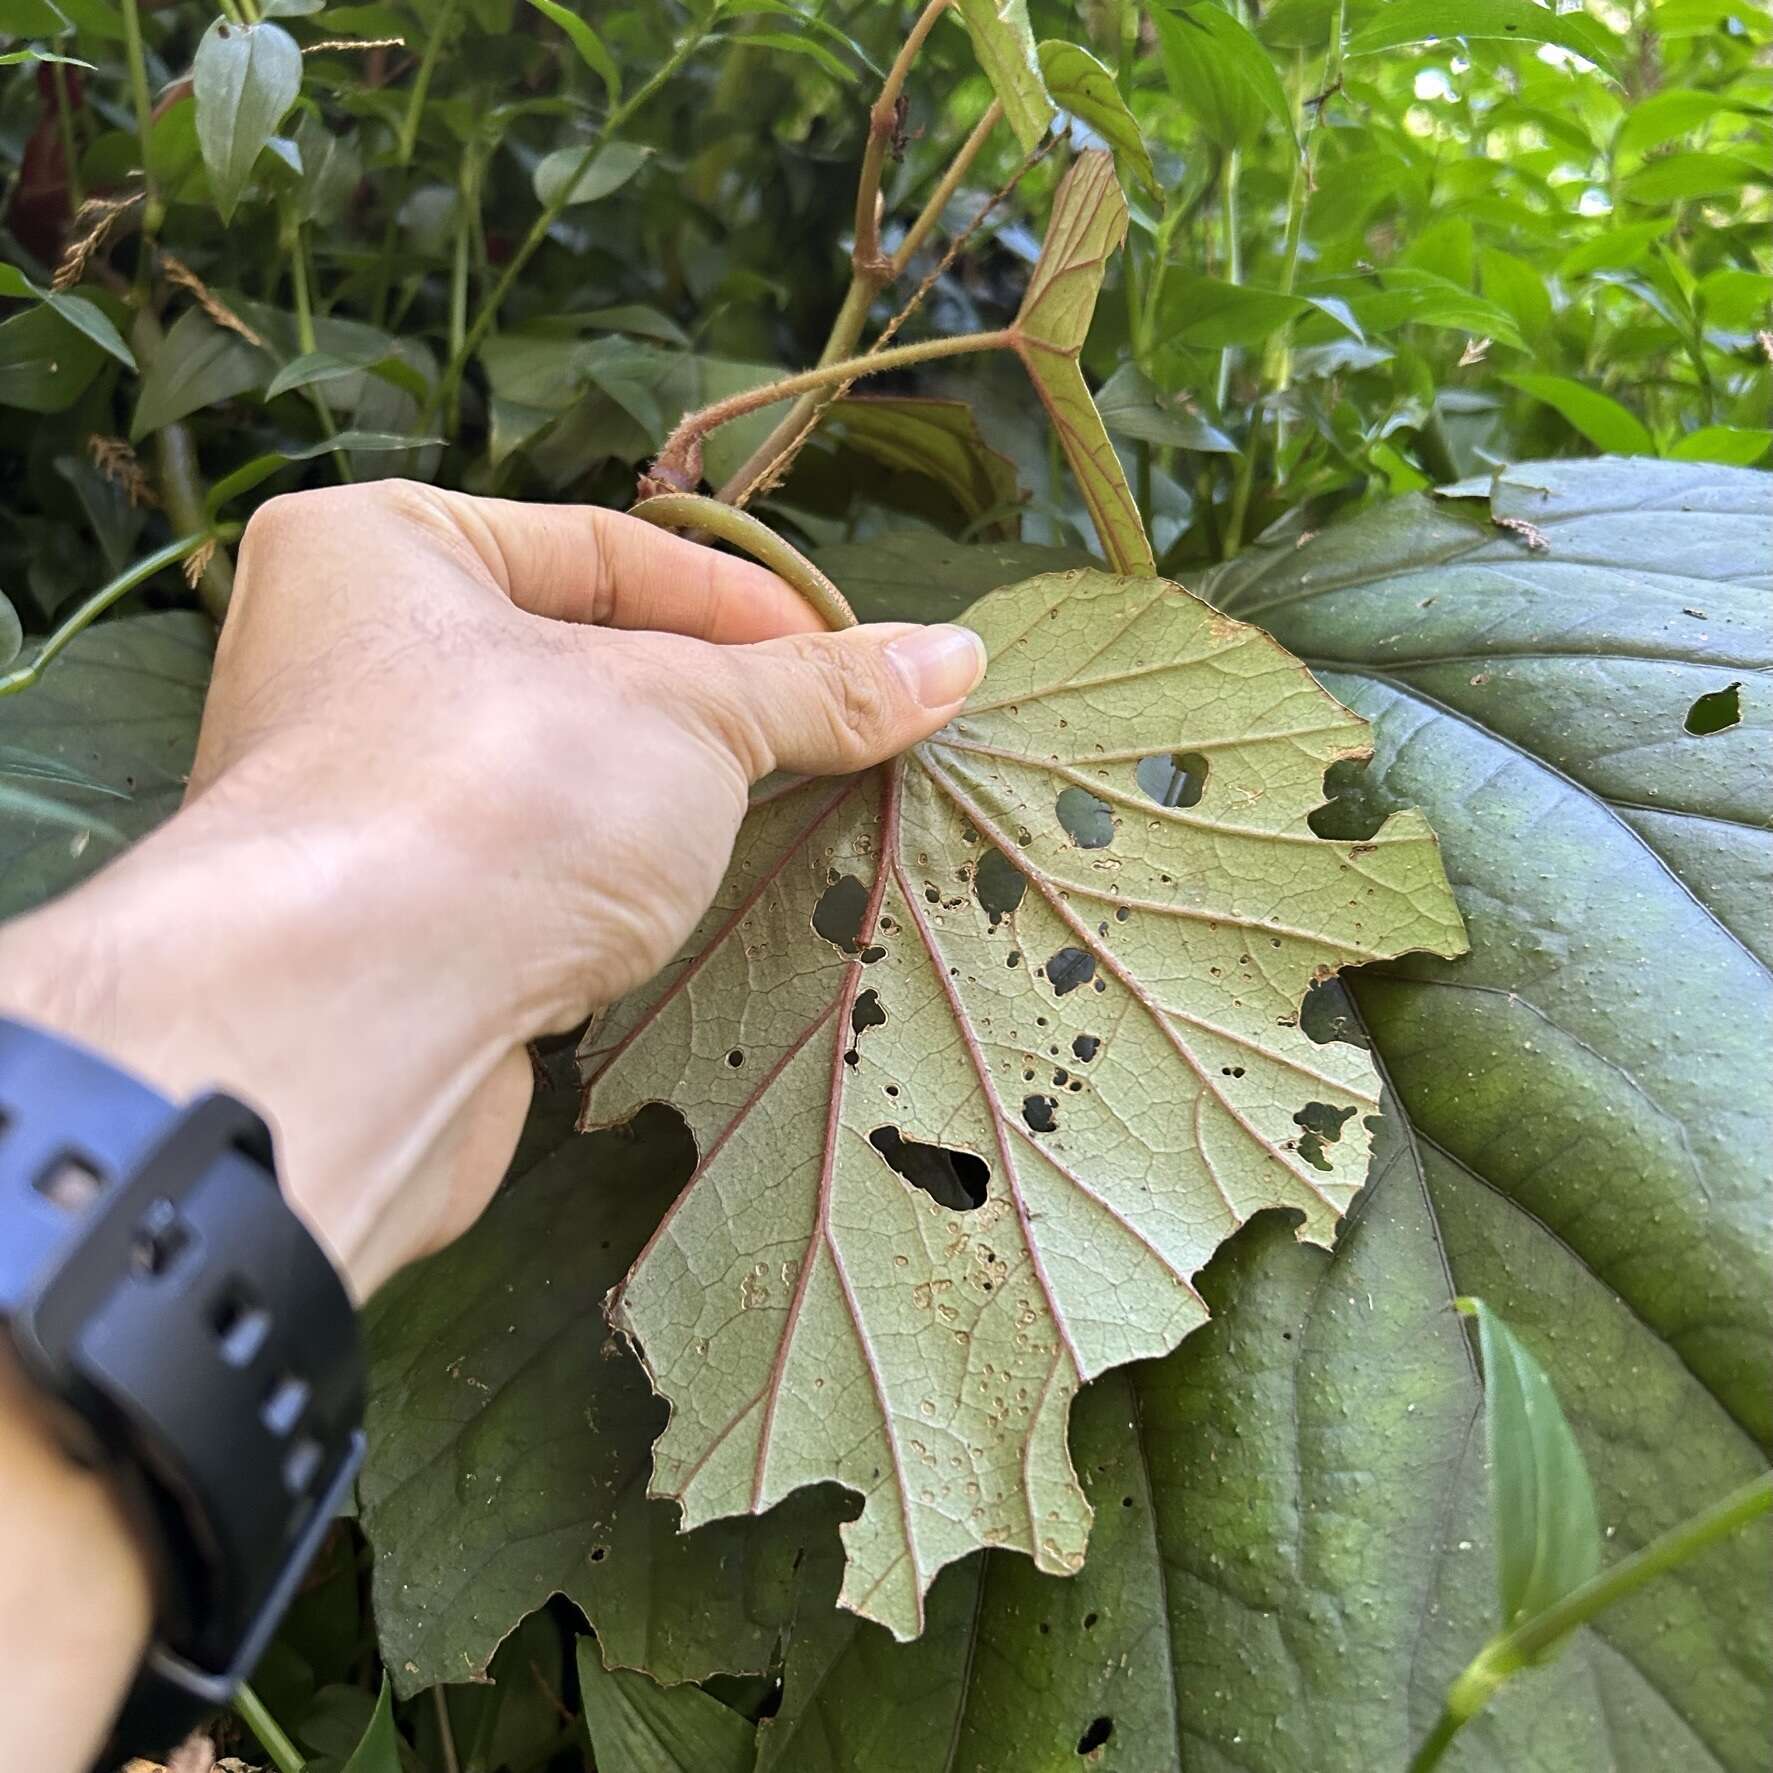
577, 1639, 755, 1773
0, 614, 211, 920
743, 459, 1771, 1768
359, 1078, 837, 1699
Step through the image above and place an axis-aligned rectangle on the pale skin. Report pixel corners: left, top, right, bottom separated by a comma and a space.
0, 480, 986, 1770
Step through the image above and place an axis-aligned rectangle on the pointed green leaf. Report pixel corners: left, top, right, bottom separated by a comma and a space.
577, 1642, 755, 1773
0, 265, 134, 369
1346, 0, 1621, 75
0, 302, 108, 414
532, 140, 652, 209
337, 1677, 401, 1773
1504, 373, 1655, 455
521, 0, 619, 103
1666, 426, 1772, 466
582, 562, 1465, 1641
204, 431, 446, 517
1094, 363, 1239, 452
1037, 39, 1158, 197
954, 0, 1055, 151
130, 308, 272, 440
1152, 2, 1295, 151
191, 18, 303, 222
1010, 150, 1152, 574
1458, 1297, 1602, 1643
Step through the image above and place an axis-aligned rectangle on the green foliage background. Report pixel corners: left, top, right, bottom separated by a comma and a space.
2, 0, 1770, 1769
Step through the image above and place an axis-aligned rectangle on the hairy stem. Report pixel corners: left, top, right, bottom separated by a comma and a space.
853, 0, 952, 274
630, 495, 856, 631
1409, 1473, 1773, 1773
0, 533, 211, 696
717, 30, 996, 507
235, 1681, 307, 1773
654, 328, 1015, 493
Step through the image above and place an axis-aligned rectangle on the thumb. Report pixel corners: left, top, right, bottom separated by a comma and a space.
710, 622, 988, 779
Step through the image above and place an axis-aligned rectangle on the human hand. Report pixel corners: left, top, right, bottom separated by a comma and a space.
0, 480, 985, 1299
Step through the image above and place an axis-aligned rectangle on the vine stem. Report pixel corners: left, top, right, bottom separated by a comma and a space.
853, 0, 953, 274
715, 86, 1004, 508
235, 1681, 306, 1773
653, 328, 1015, 492
889, 98, 1002, 277
630, 495, 856, 630
288, 219, 351, 483
434, 21, 709, 419
1408, 1472, 1773, 1773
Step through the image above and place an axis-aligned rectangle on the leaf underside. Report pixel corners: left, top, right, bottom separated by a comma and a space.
578, 568, 1466, 1638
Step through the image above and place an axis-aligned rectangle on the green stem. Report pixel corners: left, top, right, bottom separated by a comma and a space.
235, 1681, 307, 1773
655, 328, 1015, 488
288, 219, 352, 483
1409, 1474, 1773, 1773
0, 533, 210, 697
50, 59, 83, 214
436, 22, 709, 419
1213, 146, 1241, 412
119, 0, 159, 245
853, 0, 952, 271
397, 0, 458, 167
890, 97, 1000, 276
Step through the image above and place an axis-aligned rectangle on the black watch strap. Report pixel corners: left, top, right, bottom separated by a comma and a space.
0, 1018, 366, 1766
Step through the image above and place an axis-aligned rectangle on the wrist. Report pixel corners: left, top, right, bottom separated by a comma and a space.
0, 791, 518, 1296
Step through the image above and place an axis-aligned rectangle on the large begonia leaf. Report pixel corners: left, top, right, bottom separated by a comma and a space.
578, 566, 1466, 1641
741, 459, 1773, 1768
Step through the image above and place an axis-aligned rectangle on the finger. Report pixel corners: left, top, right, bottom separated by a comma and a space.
698, 622, 988, 780
420, 488, 831, 642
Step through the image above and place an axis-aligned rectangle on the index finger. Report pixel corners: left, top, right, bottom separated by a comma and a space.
422, 490, 831, 643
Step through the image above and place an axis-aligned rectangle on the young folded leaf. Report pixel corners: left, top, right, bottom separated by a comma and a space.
1458, 1297, 1602, 1644
1009, 151, 1154, 576
581, 568, 1467, 1640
